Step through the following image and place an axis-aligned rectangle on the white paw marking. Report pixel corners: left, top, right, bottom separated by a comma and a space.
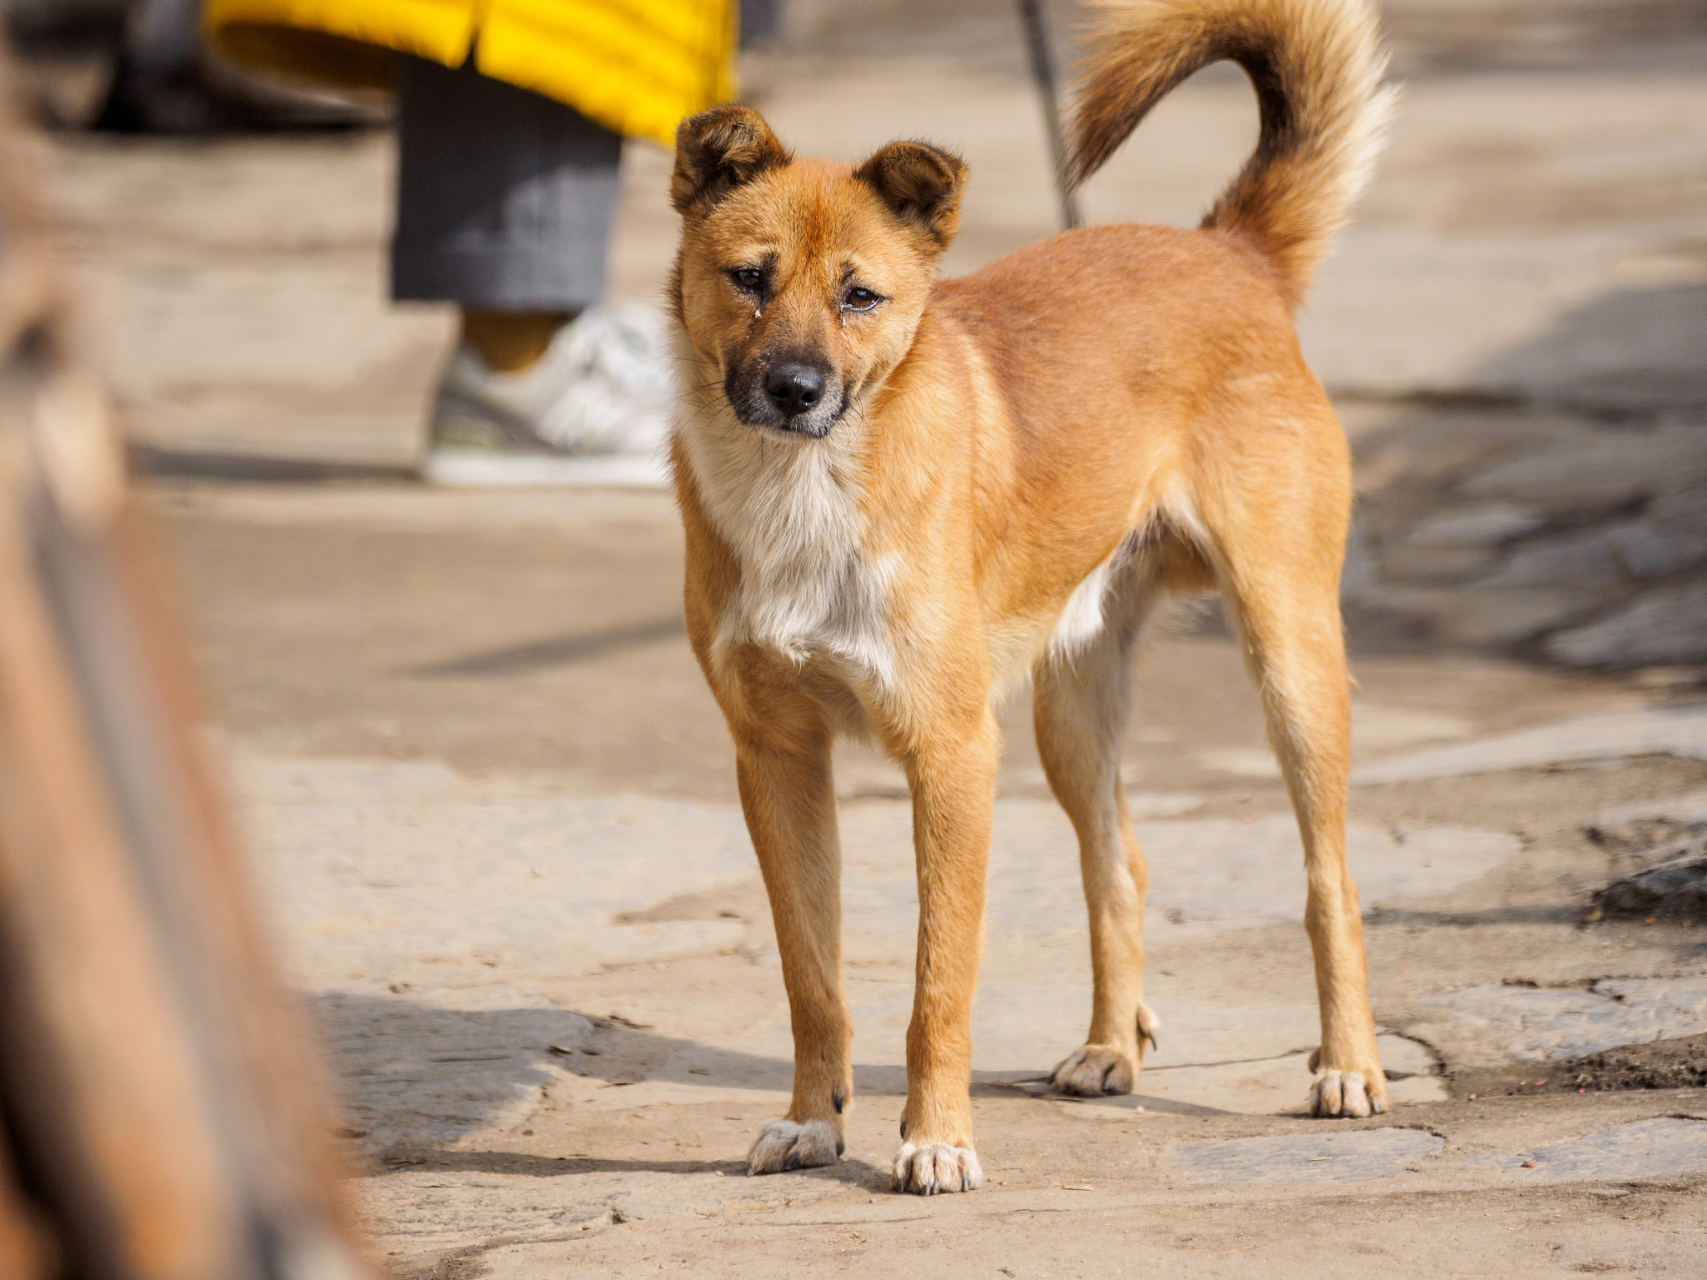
893, 1141, 984, 1195
1052, 1044, 1136, 1096
746, 1118, 840, 1174
1308, 1069, 1384, 1118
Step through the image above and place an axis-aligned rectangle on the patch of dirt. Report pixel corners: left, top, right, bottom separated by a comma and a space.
1590, 844, 1707, 922
1587, 815, 1707, 921
1453, 1032, 1707, 1098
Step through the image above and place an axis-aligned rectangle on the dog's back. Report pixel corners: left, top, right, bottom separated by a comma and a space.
909, 0, 1395, 627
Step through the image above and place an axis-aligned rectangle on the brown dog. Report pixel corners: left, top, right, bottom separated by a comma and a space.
666, 0, 1396, 1194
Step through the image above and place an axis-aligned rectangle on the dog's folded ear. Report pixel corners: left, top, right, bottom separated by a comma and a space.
672, 106, 791, 214
854, 141, 968, 251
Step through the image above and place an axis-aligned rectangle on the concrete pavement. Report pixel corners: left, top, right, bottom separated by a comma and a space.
153, 478, 1707, 1276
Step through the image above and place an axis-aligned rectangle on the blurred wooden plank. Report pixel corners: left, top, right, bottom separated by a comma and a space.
0, 32, 371, 1280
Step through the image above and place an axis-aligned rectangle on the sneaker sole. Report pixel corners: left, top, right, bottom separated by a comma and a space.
420, 451, 670, 489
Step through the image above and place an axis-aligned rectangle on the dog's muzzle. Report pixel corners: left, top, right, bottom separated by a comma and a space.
726, 358, 844, 438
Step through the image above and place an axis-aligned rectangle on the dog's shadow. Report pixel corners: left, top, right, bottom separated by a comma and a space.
307, 991, 1043, 1184
307, 990, 1230, 1187
382, 1147, 893, 1191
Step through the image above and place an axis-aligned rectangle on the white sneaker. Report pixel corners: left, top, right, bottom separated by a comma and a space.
423, 304, 675, 486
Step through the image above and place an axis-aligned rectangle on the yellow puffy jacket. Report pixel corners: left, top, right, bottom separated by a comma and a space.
204, 0, 735, 147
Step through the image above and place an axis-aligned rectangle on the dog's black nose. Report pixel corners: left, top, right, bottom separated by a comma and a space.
763, 364, 825, 417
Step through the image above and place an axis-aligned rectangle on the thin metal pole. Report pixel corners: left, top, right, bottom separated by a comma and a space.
1017, 0, 1083, 231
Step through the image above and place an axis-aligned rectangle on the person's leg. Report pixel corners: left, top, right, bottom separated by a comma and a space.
392, 53, 621, 318
459, 312, 567, 373
393, 54, 668, 469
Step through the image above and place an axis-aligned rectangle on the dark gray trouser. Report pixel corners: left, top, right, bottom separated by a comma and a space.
391, 54, 623, 311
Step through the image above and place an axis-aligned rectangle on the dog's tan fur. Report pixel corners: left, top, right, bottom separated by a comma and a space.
666, 0, 1396, 1194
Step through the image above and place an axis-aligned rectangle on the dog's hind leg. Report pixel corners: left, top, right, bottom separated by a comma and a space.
1205, 442, 1388, 1119
1035, 560, 1165, 1097
730, 681, 854, 1174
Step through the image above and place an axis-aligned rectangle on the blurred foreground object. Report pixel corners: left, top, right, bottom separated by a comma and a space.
94, 0, 377, 132
0, 38, 372, 1280
0, 0, 375, 130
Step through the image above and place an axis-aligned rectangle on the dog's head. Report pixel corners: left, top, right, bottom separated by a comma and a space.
669, 106, 966, 439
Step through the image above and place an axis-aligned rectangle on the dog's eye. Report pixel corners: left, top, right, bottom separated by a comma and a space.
843, 287, 881, 312
730, 267, 765, 293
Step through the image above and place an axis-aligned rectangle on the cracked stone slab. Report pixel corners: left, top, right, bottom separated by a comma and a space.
1140, 819, 1517, 925
1592, 840, 1707, 920
1458, 426, 1707, 516
1470, 1117, 1707, 1181
237, 754, 755, 992
979, 808, 1518, 932
244, 757, 1523, 993
1418, 977, 1707, 1061
809, 804, 1520, 941
241, 759, 1521, 1000
1351, 704, 1707, 783
1169, 1128, 1444, 1183
978, 989, 1326, 1075
1547, 583, 1707, 668
1593, 791, 1707, 829
1345, 581, 1618, 646
360, 1165, 846, 1257
1650, 486, 1707, 539
1199, 702, 1480, 764
1407, 505, 1546, 548
1353, 703, 1475, 754
238, 753, 1515, 1130
1490, 521, 1707, 587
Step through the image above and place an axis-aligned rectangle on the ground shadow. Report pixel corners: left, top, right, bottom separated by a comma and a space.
1475, 282, 1707, 417
1366, 904, 1585, 928
378, 1148, 891, 1190
307, 991, 1055, 1159
1340, 280, 1707, 662
407, 616, 684, 677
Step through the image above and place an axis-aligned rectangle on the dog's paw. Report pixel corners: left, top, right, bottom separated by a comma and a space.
893, 1141, 984, 1195
1307, 1067, 1386, 1118
747, 1118, 841, 1174
1305, 1047, 1388, 1118
1051, 1043, 1137, 1096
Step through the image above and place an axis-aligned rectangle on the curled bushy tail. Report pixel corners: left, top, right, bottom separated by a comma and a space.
1069, 0, 1394, 308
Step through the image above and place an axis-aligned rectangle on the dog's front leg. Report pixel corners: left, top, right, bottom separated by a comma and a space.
893, 710, 998, 1195
734, 704, 852, 1175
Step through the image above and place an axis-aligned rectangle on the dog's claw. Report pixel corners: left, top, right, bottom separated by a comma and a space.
1137, 1001, 1161, 1056
1307, 1067, 1386, 1118
893, 1141, 983, 1195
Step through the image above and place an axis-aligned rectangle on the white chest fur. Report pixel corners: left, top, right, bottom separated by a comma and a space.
679, 418, 898, 693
